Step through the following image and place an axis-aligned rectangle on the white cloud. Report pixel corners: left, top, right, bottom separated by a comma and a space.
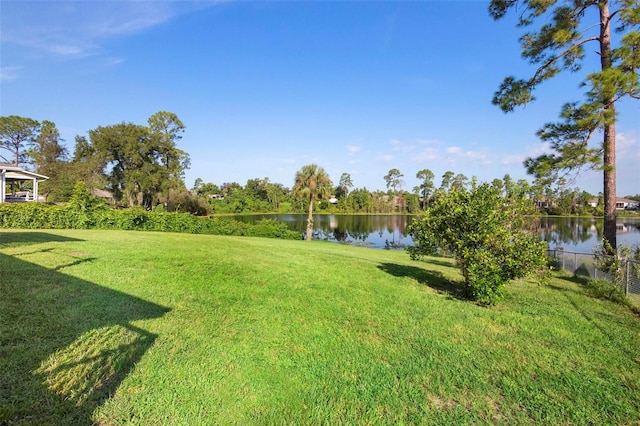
391, 139, 416, 154
0, 66, 21, 81
1, 1, 216, 59
417, 138, 442, 146
377, 154, 393, 162
414, 148, 439, 162
618, 132, 639, 160
106, 57, 126, 66
502, 142, 553, 166
86, 3, 178, 38
501, 154, 524, 166
346, 144, 361, 154
442, 145, 490, 166
446, 146, 461, 155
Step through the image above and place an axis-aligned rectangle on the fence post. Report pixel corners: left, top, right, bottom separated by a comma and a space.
626, 259, 630, 297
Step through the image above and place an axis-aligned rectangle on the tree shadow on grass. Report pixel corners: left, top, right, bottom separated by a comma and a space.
545, 273, 588, 292
377, 262, 468, 301
0, 231, 84, 247
0, 233, 170, 425
422, 257, 458, 269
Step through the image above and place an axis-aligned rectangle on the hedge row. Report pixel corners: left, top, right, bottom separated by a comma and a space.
0, 203, 301, 240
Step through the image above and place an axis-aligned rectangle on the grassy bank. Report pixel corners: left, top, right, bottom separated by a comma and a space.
1, 229, 639, 425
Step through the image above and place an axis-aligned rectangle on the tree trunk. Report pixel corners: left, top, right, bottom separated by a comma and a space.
603, 122, 617, 252
306, 196, 314, 241
600, 1, 617, 253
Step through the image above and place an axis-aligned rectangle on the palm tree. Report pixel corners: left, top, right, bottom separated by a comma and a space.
293, 164, 332, 241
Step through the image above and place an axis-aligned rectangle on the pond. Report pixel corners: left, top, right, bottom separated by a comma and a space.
230, 214, 640, 253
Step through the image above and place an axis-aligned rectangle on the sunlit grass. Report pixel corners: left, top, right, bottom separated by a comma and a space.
1, 229, 639, 425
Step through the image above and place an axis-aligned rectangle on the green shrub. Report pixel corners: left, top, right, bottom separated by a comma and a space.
584, 279, 628, 304
0, 203, 300, 240
407, 183, 548, 305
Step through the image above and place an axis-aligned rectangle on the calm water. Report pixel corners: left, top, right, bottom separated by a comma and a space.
232, 214, 640, 252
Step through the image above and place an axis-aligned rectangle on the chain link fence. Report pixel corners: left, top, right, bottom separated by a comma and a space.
548, 249, 640, 309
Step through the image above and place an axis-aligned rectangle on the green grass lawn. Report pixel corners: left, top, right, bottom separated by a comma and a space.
1, 229, 639, 425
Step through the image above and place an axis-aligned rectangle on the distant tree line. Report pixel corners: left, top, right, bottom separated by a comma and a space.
2, 114, 637, 217
191, 167, 634, 217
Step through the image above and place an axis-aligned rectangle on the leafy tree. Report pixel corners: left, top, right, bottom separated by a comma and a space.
87, 112, 189, 210
193, 178, 221, 197
265, 181, 287, 211
384, 168, 404, 212
168, 189, 211, 215
71, 135, 106, 194
89, 122, 150, 207
383, 168, 404, 193
293, 164, 333, 241
452, 173, 469, 191
27, 120, 69, 200
337, 172, 354, 198
502, 174, 514, 197
491, 178, 504, 193
245, 178, 269, 202
404, 192, 421, 213
220, 182, 242, 197
439, 171, 455, 192
148, 111, 190, 211
193, 178, 205, 192
416, 168, 435, 209
0, 115, 40, 166
490, 0, 640, 251
28, 120, 67, 174
348, 187, 373, 213
407, 183, 548, 305
514, 179, 532, 199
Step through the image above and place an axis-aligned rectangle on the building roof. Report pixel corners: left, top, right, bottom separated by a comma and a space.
0, 164, 49, 181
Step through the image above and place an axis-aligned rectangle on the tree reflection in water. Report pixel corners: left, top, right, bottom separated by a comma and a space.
231, 214, 640, 251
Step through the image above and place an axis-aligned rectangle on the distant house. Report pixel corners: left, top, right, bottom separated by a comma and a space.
620, 199, 639, 210
588, 197, 638, 210
0, 164, 49, 203
91, 188, 115, 204
534, 198, 552, 209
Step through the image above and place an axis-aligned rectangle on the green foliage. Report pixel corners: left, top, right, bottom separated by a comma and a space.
383, 168, 404, 193
0, 115, 40, 166
168, 189, 211, 215
85, 112, 190, 209
407, 183, 548, 304
293, 164, 333, 241
415, 168, 435, 209
594, 240, 640, 297
336, 172, 353, 198
26, 120, 68, 199
0, 203, 299, 240
584, 278, 629, 305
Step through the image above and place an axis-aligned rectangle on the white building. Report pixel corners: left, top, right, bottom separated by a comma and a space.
0, 164, 49, 203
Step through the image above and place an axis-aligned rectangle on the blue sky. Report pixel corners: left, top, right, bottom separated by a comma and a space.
1, 0, 639, 196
